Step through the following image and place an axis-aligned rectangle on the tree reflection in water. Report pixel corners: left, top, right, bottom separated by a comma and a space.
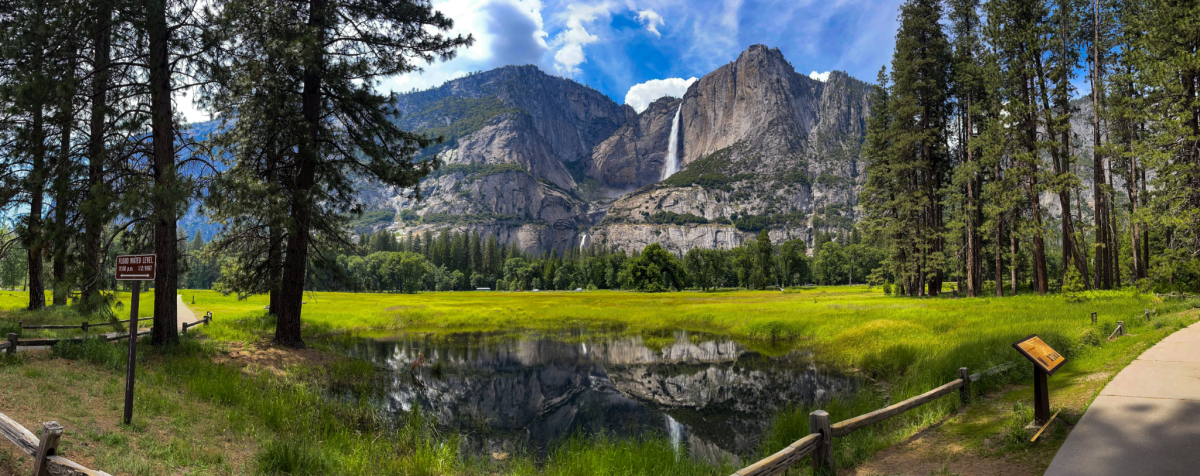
348, 331, 856, 464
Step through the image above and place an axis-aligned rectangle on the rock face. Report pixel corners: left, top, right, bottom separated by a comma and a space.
382, 45, 872, 255
584, 96, 682, 190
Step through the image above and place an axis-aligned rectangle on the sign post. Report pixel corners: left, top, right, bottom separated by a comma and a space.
1012, 335, 1067, 425
116, 254, 156, 425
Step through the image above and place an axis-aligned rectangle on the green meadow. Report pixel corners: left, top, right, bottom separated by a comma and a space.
1, 287, 1196, 475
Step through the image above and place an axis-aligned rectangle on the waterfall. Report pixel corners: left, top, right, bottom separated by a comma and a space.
665, 414, 684, 459
579, 233, 588, 253
661, 104, 682, 180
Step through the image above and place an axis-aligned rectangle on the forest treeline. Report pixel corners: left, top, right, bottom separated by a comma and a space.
862, 0, 1200, 297
173, 228, 881, 294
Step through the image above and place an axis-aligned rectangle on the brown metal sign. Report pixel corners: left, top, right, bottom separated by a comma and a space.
1012, 335, 1067, 376
115, 254, 156, 281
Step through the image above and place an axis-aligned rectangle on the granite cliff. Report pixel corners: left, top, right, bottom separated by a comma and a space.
379, 45, 871, 255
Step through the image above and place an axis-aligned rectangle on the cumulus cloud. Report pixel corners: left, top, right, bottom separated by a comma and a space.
809, 71, 831, 82
624, 77, 698, 113
551, 3, 608, 76
636, 9, 664, 37
382, 0, 551, 93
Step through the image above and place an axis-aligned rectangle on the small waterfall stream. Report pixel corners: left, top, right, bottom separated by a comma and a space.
579, 233, 588, 253
661, 104, 683, 180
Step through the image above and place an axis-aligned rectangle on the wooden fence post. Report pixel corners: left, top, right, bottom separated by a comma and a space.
33, 421, 62, 476
810, 410, 834, 475
82, 321, 89, 333
6, 334, 14, 355
1091, 312, 1097, 324
1118, 321, 1124, 336
959, 367, 970, 404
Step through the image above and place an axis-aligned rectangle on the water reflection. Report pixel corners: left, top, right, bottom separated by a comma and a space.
350, 331, 855, 464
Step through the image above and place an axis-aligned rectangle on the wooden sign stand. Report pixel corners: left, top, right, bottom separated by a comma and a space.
115, 254, 156, 426
1012, 335, 1067, 425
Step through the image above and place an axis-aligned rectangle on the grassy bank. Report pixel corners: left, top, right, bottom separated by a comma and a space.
0, 287, 1194, 475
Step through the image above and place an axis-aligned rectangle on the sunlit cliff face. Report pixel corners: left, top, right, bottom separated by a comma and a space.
349, 331, 857, 462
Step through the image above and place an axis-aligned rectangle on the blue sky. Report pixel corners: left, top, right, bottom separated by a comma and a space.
174, 0, 907, 122
381, 0, 907, 112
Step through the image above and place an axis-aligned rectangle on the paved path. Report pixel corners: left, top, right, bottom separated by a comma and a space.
1045, 321, 1200, 475
176, 295, 198, 331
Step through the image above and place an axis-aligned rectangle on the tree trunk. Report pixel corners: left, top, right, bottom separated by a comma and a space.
1092, 0, 1113, 289
276, 0, 326, 348
27, 105, 48, 311
52, 72, 73, 306
81, 0, 112, 310
1010, 227, 1019, 296
1035, 50, 1089, 289
1021, 59, 1048, 295
148, 0, 178, 346
965, 95, 982, 297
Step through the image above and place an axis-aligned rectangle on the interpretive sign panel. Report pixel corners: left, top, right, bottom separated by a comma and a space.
115, 254, 156, 281
1012, 335, 1067, 376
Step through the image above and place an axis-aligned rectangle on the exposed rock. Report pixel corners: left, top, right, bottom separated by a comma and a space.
584, 96, 682, 189
395, 65, 628, 163
381, 45, 871, 255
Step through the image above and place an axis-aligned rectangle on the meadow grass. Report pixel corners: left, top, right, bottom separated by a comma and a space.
1, 286, 1194, 475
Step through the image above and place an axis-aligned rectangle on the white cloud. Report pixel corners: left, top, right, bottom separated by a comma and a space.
624, 77, 698, 113
551, 2, 610, 76
636, 9, 664, 37
382, 0, 551, 93
809, 71, 831, 82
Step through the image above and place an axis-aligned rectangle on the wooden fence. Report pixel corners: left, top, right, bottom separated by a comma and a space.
0, 412, 112, 475
730, 361, 1016, 476
4, 312, 212, 354
19, 319, 132, 332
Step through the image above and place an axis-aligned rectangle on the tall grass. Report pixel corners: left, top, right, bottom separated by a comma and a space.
7, 286, 1193, 474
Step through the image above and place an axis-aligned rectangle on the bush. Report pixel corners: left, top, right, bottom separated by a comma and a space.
882, 283, 893, 296
647, 211, 709, 225
1062, 267, 1086, 302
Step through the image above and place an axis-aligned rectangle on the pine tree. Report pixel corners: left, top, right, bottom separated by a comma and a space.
865, 0, 953, 296
1136, 0, 1200, 289
948, 0, 987, 296
204, 0, 470, 345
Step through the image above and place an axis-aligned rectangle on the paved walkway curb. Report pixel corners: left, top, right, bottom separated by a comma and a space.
1044, 321, 1200, 475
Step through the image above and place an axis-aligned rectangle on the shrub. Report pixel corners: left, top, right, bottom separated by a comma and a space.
256, 438, 334, 475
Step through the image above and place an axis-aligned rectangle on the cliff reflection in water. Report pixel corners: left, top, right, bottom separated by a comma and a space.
351, 331, 855, 463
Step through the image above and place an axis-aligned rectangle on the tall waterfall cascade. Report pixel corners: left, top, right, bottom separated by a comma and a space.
579, 233, 588, 252
661, 104, 683, 180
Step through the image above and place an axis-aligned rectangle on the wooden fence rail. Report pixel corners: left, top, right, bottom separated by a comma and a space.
729, 361, 1017, 476
182, 312, 213, 334
18, 320, 132, 332
5, 312, 212, 354
0, 412, 111, 476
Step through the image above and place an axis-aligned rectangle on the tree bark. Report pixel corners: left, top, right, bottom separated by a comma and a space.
1010, 225, 1019, 296
276, 0, 326, 348
27, 105, 47, 311
148, 0, 178, 345
81, 0, 112, 311
52, 69, 73, 307
965, 94, 982, 297
1092, 0, 1113, 289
